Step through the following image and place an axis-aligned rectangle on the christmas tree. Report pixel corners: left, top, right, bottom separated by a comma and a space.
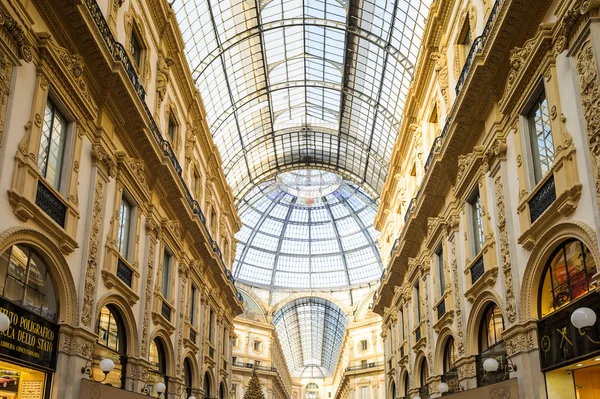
243, 370, 265, 399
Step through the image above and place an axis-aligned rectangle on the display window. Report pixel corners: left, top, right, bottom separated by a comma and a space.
0, 359, 47, 399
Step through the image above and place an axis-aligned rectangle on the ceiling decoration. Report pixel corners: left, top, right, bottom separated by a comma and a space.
233, 170, 382, 290
273, 297, 347, 378
172, 0, 431, 201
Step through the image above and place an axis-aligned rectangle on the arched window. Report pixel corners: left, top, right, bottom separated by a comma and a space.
390, 381, 396, 399
442, 337, 459, 394
402, 372, 410, 396
0, 244, 57, 321
220, 382, 226, 399
94, 305, 127, 388
479, 303, 504, 352
149, 338, 168, 398
477, 302, 507, 387
183, 358, 193, 397
419, 358, 428, 388
204, 372, 211, 397
539, 239, 597, 317
305, 383, 319, 399
443, 337, 456, 373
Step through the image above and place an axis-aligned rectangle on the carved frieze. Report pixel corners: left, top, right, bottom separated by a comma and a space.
0, 4, 32, 62
81, 178, 106, 327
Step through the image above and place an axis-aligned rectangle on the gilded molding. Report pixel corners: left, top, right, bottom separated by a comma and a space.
81, 177, 106, 327
494, 175, 517, 323
0, 4, 32, 62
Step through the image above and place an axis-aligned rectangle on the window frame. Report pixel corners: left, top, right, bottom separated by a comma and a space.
161, 249, 173, 299
117, 193, 135, 261
468, 189, 484, 257
414, 281, 421, 323
130, 26, 143, 67
189, 283, 197, 325
436, 245, 446, 298
360, 339, 368, 351
478, 303, 505, 353
94, 305, 127, 389
38, 96, 72, 192
521, 83, 555, 187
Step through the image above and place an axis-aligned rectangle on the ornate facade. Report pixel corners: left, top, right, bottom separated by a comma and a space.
0, 0, 242, 398
374, 0, 600, 398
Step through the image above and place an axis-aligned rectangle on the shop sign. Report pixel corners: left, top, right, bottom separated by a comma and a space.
538, 292, 600, 371
0, 298, 58, 370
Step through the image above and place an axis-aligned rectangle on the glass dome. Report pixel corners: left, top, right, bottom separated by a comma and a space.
233, 170, 382, 290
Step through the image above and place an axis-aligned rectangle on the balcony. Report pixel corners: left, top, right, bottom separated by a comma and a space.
470, 254, 485, 285
232, 361, 277, 373
116, 258, 133, 287
476, 341, 510, 387
529, 175, 556, 223
345, 361, 384, 372
35, 180, 67, 228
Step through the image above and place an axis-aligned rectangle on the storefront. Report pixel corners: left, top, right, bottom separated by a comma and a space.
0, 244, 60, 399
0, 296, 58, 399
537, 239, 600, 399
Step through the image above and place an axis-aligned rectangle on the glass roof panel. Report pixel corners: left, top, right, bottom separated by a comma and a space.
172, 0, 431, 200
233, 170, 381, 290
273, 297, 347, 378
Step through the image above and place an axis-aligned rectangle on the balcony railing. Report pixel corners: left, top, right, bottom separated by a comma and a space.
35, 180, 67, 227
441, 369, 460, 395
345, 361, 383, 372
82, 0, 238, 289
232, 361, 277, 373
470, 255, 485, 284
529, 175, 556, 223
161, 299, 171, 322
436, 297, 446, 320
476, 341, 509, 387
455, 0, 505, 95
116, 258, 133, 287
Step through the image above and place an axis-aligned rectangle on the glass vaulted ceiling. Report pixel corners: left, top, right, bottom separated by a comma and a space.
233, 170, 382, 289
173, 0, 430, 200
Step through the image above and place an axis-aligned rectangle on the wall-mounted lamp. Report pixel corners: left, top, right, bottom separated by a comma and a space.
438, 382, 449, 393
482, 356, 517, 379
571, 307, 600, 344
0, 312, 10, 332
81, 357, 115, 383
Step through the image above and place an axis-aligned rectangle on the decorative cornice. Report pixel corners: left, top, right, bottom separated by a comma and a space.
0, 3, 32, 62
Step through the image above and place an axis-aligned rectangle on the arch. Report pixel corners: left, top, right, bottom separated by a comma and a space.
149, 328, 176, 376
203, 370, 214, 397
412, 350, 428, 387
433, 327, 456, 375
464, 289, 504, 356
270, 292, 351, 317
400, 369, 410, 396
388, 380, 396, 399
219, 382, 226, 399
519, 221, 600, 321
182, 353, 199, 392
95, 293, 140, 356
0, 226, 78, 325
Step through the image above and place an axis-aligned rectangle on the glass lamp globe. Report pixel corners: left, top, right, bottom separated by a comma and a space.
483, 358, 499, 372
438, 382, 449, 393
0, 312, 10, 332
99, 358, 115, 374
571, 307, 597, 329
413, 396, 420, 399
189, 396, 197, 399
156, 382, 166, 394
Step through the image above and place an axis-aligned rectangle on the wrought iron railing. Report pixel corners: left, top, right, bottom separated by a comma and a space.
470, 255, 485, 284
82, 0, 238, 289
161, 299, 171, 322
476, 341, 509, 387
455, 0, 505, 95
390, 238, 400, 258
232, 361, 277, 373
345, 361, 384, 372
116, 258, 133, 287
35, 180, 67, 227
529, 175, 556, 223
436, 297, 446, 320
442, 369, 460, 395
424, 135, 443, 172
